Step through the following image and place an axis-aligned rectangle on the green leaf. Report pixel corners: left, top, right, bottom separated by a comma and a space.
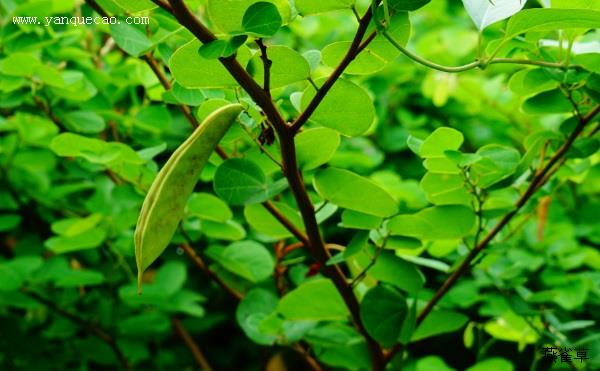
249, 45, 310, 89
369, 251, 425, 295
236, 288, 279, 345
471, 145, 521, 188
389, 0, 431, 11
206, 240, 274, 283
198, 37, 248, 59
411, 309, 469, 341
207, 0, 291, 34
522, 89, 572, 114
171, 83, 205, 107
483, 311, 540, 345
322, 11, 411, 75
50, 133, 144, 166
0, 214, 21, 232
344, 231, 370, 259
301, 78, 375, 136
416, 356, 456, 371
51, 214, 103, 237
0, 53, 41, 77
296, 127, 341, 170
340, 209, 383, 230
294, 0, 353, 15
45, 229, 107, 254
213, 158, 288, 205
201, 220, 247, 241
109, 23, 153, 57
153, 261, 187, 296
420, 172, 472, 205
505, 9, 600, 39
388, 205, 476, 240
467, 358, 514, 371
242, 2, 282, 37
419, 127, 464, 158
244, 202, 304, 239
55, 270, 105, 288
0, 257, 43, 291
360, 285, 407, 347
113, 0, 156, 12
278, 279, 349, 321
462, 0, 526, 31
170, 40, 251, 88
313, 168, 398, 218
62, 111, 106, 134
186, 193, 233, 223
135, 105, 243, 288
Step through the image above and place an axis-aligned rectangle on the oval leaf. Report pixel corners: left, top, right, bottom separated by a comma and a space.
313, 168, 398, 218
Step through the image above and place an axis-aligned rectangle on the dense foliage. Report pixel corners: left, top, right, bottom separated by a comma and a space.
1, 0, 599, 370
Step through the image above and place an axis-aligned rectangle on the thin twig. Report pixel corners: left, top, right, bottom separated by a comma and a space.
238, 122, 283, 167
172, 318, 214, 371
350, 235, 388, 288
179, 243, 243, 300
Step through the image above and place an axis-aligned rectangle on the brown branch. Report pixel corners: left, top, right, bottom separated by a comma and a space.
167, 0, 287, 133
172, 318, 213, 371
290, 8, 375, 133
23, 290, 131, 370
180, 243, 244, 300
278, 134, 386, 370
165, 2, 385, 368
255, 39, 272, 97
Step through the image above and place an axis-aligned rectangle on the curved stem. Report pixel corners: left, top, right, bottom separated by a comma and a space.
382, 31, 579, 73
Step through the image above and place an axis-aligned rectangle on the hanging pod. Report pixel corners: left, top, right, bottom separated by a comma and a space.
135, 104, 243, 292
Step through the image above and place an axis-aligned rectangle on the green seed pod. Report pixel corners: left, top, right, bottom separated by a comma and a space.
135, 104, 243, 292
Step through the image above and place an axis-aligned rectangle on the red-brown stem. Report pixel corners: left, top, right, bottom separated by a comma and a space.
167, 1, 386, 368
